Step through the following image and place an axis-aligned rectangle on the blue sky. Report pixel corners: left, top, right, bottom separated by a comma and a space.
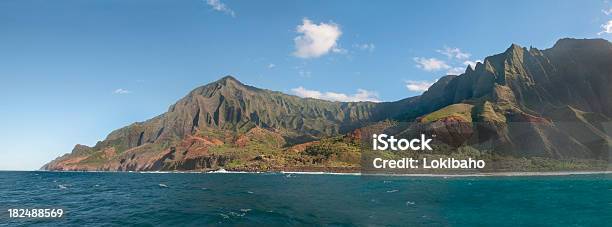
1, 0, 611, 170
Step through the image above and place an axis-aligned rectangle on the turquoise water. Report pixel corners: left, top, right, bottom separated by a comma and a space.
0, 171, 611, 226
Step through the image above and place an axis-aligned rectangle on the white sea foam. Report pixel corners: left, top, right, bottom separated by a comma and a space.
280, 171, 362, 176
38, 169, 612, 177
208, 168, 264, 174
212, 168, 228, 173
228, 211, 245, 217
140, 170, 612, 177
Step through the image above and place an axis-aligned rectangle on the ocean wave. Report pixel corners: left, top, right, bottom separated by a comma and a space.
280, 171, 361, 176
38, 170, 612, 177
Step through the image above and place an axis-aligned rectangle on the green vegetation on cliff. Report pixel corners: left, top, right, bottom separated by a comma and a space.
43, 38, 612, 172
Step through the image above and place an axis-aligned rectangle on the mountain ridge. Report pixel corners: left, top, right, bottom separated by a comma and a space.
43, 38, 612, 171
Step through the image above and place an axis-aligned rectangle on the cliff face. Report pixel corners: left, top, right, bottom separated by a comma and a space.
406, 38, 612, 119
98, 76, 386, 151
402, 38, 612, 160
42, 76, 415, 171
43, 38, 612, 171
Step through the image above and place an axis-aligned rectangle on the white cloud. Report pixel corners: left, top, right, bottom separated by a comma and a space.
291, 86, 380, 102
332, 47, 348, 54
413, 57, 450, 71
267, 63, 276, 69
405, 80, 436, 92
353, 43, 375, 52
598, 20, 612, 35
603, 8, 612, 15
437, 46, 471, 60
113, 88, 131, 94
205, 0, 235, 17
463, 60, 482, 69
293, 18, 342, 59
292, 86, 321, 98
446, 67, 464, 75
298, 70, 311, 78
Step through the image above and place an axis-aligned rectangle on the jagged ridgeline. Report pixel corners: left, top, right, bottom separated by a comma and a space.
99, 75, 414, 147
43, 38, 612, 171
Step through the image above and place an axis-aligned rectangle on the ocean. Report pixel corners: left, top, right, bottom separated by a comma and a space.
0, 171, 611, 226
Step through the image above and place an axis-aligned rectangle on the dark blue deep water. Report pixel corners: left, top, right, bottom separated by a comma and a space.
0, 171, 611, 226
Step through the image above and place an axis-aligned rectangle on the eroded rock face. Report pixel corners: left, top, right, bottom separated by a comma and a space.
425, 116, 475, 148
43, 38, 612, 171
394, 38, 612, 160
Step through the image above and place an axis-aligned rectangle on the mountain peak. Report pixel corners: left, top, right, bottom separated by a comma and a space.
551, 38, 611, 50
207, 75, 250, 90
217, 75, 242, 84
504, 43, 525, 55
219, 75, 238, 81
183, 75, 250, 100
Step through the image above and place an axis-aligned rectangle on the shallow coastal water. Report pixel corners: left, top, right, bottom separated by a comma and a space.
0, 171, 611, 226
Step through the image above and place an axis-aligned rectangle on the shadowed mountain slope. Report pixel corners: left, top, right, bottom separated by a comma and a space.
43, 38, 612, 171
